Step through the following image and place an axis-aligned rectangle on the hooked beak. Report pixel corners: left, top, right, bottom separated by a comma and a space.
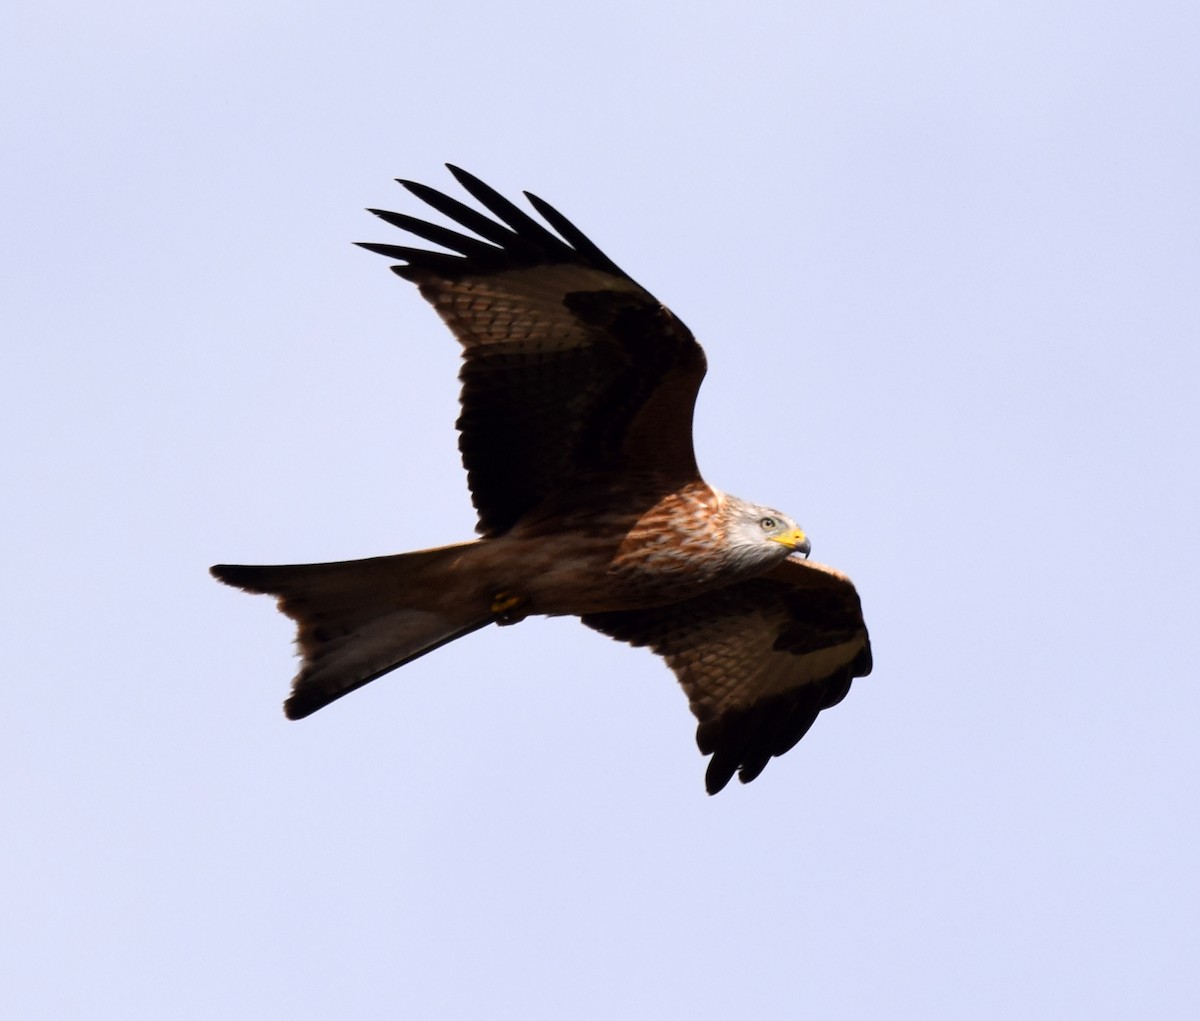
770, 528, 811, 558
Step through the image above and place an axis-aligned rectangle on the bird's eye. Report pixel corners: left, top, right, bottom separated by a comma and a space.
759, 516, 777, 531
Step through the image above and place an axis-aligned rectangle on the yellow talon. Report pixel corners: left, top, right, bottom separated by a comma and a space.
491, 591, 527, 624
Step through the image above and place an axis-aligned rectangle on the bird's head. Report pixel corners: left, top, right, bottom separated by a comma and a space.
721, 497, 810, 572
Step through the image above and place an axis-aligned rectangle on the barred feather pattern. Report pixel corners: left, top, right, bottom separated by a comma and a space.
604, 484, 793, 605
611, 482, 724, 582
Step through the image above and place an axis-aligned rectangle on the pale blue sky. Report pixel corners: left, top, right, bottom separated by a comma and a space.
4, 2, 1199, 1017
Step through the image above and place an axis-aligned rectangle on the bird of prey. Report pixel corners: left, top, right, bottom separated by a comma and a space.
211, 166, 871, 794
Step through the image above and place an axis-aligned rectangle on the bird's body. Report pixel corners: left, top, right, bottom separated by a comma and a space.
506, 479, 798, 612
213, 167, 872, 793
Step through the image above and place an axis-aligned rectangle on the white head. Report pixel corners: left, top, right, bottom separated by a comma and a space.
720, 495, 810, 575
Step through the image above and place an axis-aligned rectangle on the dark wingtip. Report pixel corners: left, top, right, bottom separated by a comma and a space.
396, 178, 444, 200
282, 692, 317, 721
355, 241, 414, 261
853, 639, 874, 678
211, 563, 242, 586
445, 164, 489, 197
705, 760, 734, 796
210, 563, 275, 593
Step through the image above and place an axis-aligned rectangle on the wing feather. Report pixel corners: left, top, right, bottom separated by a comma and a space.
582, 557, 872, 794
522, 191, 627, 276
359, 166, 707, 536
363, 210, 503, 260
398, 178, 529, 250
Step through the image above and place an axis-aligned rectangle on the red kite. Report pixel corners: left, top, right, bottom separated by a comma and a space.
212, 167, 871, 793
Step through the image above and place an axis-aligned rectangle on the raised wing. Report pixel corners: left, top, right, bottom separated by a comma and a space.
359, 166, 707, 537
582, 557, 872, 794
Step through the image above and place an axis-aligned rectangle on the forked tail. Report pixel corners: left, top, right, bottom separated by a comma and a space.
211, 542, 493, 719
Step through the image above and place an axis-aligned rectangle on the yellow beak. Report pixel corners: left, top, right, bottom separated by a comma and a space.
770, 528, 810, 556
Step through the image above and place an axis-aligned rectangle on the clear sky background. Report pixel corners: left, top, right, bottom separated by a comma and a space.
5, 1, 1198, 1017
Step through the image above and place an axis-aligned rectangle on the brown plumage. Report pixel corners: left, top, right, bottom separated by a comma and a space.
211, 166, 871, 794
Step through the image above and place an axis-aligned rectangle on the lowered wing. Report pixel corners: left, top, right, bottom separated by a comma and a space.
583, 556, 872, 794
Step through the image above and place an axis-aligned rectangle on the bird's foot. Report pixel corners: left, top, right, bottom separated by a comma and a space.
490, 590, 528, 626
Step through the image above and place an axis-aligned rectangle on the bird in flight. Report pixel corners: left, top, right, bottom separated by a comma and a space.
212, 166, 871, 794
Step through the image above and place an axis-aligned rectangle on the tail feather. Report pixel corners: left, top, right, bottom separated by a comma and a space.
211, 543, 493, 718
